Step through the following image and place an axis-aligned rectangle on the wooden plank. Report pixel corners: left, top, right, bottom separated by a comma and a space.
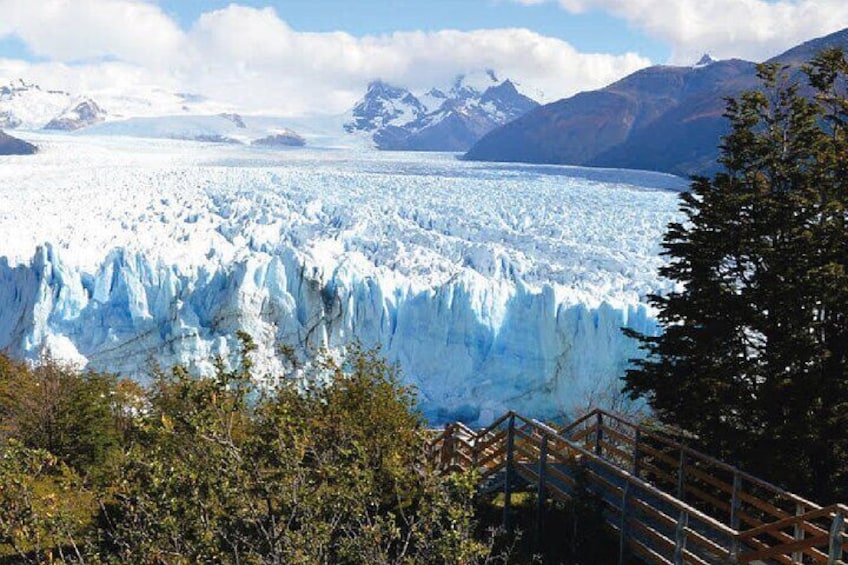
546, 464, 578, 491
742, 533, 796, 565
628, 535, 674, 565
630, 496, 678, 529
639, 459, 678, 488
513, 442, 541, 462
683, 481, 732, 515
739, 505, 844, 539
739, 534, 830, 563
638, 442, 682, 469
683, 461, 735, 495
757, 532, 830, 563
598, 438, 635, 465
558, 408, 601, 436
582, 465, 625, 502
475, 429, 507, 454
680, 523, 733, 559
477, 448, 505, 470
569, 426, 593, 444
629, 496, 733, 559
479, 459, 506, 480
741, 526, 830, 564
628, 518, 713, 565
737, 489, 791, 521
628, 515, 676, 552
512, 426, 541, 447
602, 424, 638, 447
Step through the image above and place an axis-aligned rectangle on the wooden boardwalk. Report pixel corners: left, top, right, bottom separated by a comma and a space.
429, 409, 847, 564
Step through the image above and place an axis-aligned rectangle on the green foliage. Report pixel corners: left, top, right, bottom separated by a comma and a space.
0, 338, 495, 563
624, 50, 848, 502
0, 355, 124, 477
98, 339, 490, 563
0, 440, 90, 563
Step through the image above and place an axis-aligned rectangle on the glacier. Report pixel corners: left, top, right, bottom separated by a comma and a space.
0, 133, 685, 424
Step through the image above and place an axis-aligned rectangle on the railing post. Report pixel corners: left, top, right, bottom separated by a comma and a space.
793, 503, 805, 564
471, 429, 479, 470
729, 535, 741, 565
595, 412, 604, 457
728, 471, 742, 563
441, 423, 454, 471
828, 511, 844, 565
619, 480, 632, 565
503, 413, 515, 534
673, 511, 689, 565
535, 433, 548, 552
676, 447, 686, 501
632, 426, 642, 479
730, 471, 741, 530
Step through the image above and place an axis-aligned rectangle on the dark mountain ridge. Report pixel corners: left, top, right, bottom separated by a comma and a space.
0, 130, 37, 155
464, 28, 848, 176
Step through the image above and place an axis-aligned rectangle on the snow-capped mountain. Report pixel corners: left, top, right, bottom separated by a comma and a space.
0, 79, 76, 130
44, 99, 107, 131
252, 130, 306, 147
345, 72, 539, 152
693, 53, 718, 68
0, 78, 241, 132
344, 81, 427, 133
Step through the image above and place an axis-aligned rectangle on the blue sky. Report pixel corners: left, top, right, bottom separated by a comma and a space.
1, 0, 847, 115
153, 0, 671, 62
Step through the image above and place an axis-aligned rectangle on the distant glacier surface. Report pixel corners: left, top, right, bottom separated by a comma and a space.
0, 133, 685, 424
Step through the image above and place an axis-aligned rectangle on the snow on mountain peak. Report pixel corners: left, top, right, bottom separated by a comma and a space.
346, 72, 539, 151
694, 53, 718, 67
0, 79, 73, 130
343, 80, 426, 133
45, 98, 107, 131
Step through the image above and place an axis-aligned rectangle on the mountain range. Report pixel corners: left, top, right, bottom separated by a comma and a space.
345, 72, 539, 152
464, 27, 848, 177
0, 80, 106, 131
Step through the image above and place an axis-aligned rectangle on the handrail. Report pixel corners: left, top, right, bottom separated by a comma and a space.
526, 419, 739, 539
562, 409, 822, 512
430, 409, 847, 565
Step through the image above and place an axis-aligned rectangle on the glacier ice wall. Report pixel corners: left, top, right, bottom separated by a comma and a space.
0, 135, 683, 424
0, 243, 658, 424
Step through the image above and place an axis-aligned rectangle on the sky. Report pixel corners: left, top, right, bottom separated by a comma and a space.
1, 0, 848, 116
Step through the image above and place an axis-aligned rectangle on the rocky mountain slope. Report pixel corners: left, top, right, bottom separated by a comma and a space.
0, 130, 37, 155
345, 73, 539, 152
44, 99, 107, 131
465, 28, 848, 176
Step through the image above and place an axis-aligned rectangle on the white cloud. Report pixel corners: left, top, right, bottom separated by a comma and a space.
542, 0, 848, 64
0, 0, 186, 68
0, 1, 651, 115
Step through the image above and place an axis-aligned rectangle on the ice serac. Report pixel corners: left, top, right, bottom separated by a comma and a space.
1, 243, 657, 425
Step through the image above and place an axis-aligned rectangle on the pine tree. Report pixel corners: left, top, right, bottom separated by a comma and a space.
624, 50, 848, 503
